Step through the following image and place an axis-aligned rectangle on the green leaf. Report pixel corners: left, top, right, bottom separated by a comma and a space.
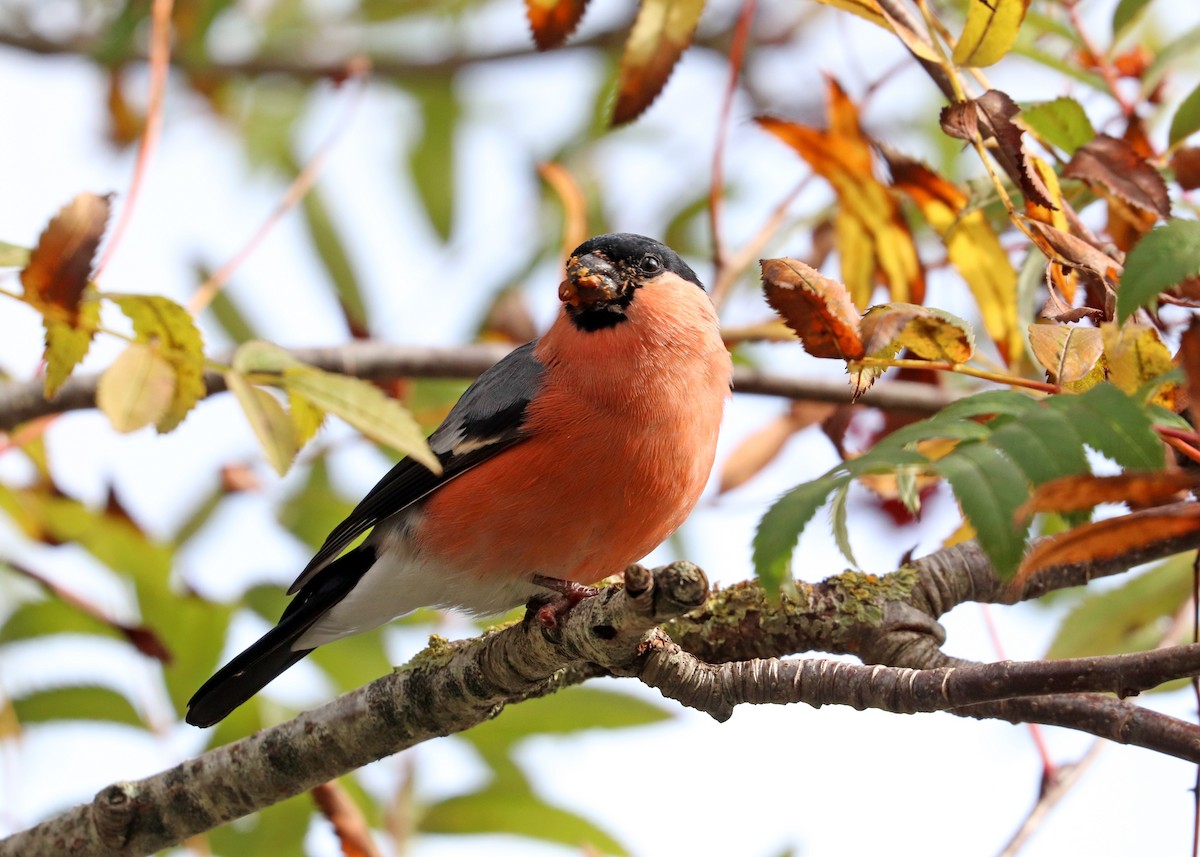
309, 629, 392, 694
232, 340, 302, 374
409, 78, 459, 241
422, 780, 627, 855
463, 686, 672, 762
1019, 97, 1096, 154
1047, 556, 1192, 666
282, 367, 440, 472
828, 481, 858, 568
753, 473, 850, 594
0, 598, 120, 643
1170, 81, 1200, 147
278, 457, 356, 551
11, 685, 142, 726
209, 793, 313, 857
1050, 383, 1163, 470
986, 407, 1090, 485
1112, 0, 1152, 39
299, 183, 369, 335
1117, 220, 1200, 323
204, 273, 260, 344
226, 371, 299, 476
934, 442, 1030, 577
108, 294, 207, 431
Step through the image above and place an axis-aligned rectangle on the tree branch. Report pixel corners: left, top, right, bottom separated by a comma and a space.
0, 340, 959, 431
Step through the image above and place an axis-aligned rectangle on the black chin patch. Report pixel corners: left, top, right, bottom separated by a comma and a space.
567, 303, 630, 331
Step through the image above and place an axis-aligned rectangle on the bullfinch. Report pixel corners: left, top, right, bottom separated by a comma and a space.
186, 233, 732, 727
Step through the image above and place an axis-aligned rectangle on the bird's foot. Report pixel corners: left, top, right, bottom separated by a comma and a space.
526, 575, 599, 634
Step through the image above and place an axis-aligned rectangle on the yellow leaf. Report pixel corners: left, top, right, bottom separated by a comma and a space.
861, 303, 975, 363
43, 297, 99, 397
1028, 324, 1103, 384
952, 0, 1028, 68
226, 371, 299, 476
810, 0, 888, 29
96, 344, 176, 433
612, 0, 706, 125
1101, 321, 1179, 408
287, 388, 326, 447
108, 294, 206, 432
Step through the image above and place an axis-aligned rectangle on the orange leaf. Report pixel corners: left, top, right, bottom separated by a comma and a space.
758, 79, 925, 306
612, 0, 705, 125
526, 0, 589, 50
1014, 504, 1200, 589
1180, 318, 1200, 428
1017, 472, 1200, 523
760, 258, 864, 360
20, 192, 112, 323
311, 782, 383, 857
538, 161, 588, 263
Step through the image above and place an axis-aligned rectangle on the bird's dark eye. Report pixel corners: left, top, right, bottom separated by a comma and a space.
639, 254, 663, 275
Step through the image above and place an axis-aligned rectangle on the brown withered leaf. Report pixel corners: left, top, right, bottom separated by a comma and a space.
1027, 323, 1103, 384
1064, 134, 1171, 219
1180, 319, 1200, 430
1027, 221, 1122, 283
20, 193, 112, 322
761, 258, 865, 360
1171, 147, 1200, 191
941, 91, 1055, 209
859, 303, 974, 363
1016, 472, 1200, 523
612, 0, 705, 125
1014, 504, 1200, 589
719, 401, 837, 494
526, 0, 589, 50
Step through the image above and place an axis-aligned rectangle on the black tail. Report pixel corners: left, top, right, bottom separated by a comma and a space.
185, 546, 376, 727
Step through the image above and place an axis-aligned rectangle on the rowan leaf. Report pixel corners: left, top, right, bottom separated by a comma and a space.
1117, 220, 1200, 323
1016, 505, 1200, 586
860, 303, 974, 363
952, 0, 1028, 68
1019, 97, 1096, 155
753, 473, 850, 595
11, 685, 142, 727
20, 192, 111, 322
829, 481, 858, 568
1028, 324, 1103, 384
282, 369, 440, 473
1064, 134, 1170, 218
1101, 321, 1178, 408
1168, 81, 1200, 147
1112, 0, 1153, 38
1019, 472, 1200, 522
409, 78, 459, 241
934, 442, 1030, 578
300, 184, 369, 336
987, 407, 1090, 487
108, 294, 207, 431
526, 0, 589, 50
226, 371, 300, 477
612, 0, 706, 125
760, 258, 864, 360
96, 344, 176, 433
1047, 382, 1162, 470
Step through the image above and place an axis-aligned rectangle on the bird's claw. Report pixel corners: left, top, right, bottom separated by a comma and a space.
526, 575, 599, 637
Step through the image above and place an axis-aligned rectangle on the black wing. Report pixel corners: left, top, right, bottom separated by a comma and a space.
286, 341, 546, 595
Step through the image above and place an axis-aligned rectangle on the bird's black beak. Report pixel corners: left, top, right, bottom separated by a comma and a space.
559, 252, 624, 308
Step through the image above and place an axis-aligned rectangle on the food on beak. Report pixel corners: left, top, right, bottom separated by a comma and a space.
559, 252, 623, 307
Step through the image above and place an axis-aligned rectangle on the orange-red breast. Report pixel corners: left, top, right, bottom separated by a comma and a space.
186, 233, 731, 727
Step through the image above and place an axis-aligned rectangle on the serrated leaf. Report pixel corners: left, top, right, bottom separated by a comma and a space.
760, 258, 864, 360
1019, 97, 1096, 155
1118, 220, 1200, 322
282, 368, 440, 473
226, 371, 299, 476
1171, 83, 1200, 146
43, 297, 99, 397
860, 303, 974, 363
1019, 471, 1200, 521
753, 473, 850, 594
1112, 0, 1152, 38
828, 481, 858, 567
409, 79, 458, 241
108, 294, 206, 431
1102, 321, 1178, 408
1064, 135, 1170, 219
1050, 383, 1163, 469
935, 442, 1030, 577
421, 781, 627, 855
11, 685, 142, 726
97, 344, 176, 433
987, 407, 1090, 486
526, 0, 589, 50
612, 0, 706, 125
1048, 557, 1193, 660
952, 0, 1027, 68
